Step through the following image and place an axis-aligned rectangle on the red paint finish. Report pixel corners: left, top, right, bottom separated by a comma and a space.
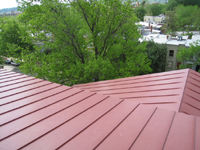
163, 113, 195, 150
0, 69, 200, 150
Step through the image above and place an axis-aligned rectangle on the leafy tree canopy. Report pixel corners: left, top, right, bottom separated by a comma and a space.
145, 4, 164, 16
134, 6, 146, 21
0, 17, 35, 58
174, 0, 200, 7
163, 0, 178, 12
177, 40, 200, 72
18, 0, 152, 86
145, 40, 167, 73
164, 5, 200, 34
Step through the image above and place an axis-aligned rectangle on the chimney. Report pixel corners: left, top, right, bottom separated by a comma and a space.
167, 35, 169, 39
137, 1, 139, 7
151, 26, 153, 33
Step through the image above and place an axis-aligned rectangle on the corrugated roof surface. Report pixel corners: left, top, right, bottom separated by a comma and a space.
74, 69, 188, 111
0, 69, 200, 150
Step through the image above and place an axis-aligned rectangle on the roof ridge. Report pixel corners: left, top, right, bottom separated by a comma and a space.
178, 69, 190, 112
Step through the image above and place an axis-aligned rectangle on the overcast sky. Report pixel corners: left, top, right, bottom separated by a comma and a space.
0, 0, 18, 9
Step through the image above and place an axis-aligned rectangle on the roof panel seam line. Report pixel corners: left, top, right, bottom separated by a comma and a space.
190, 71, 200, 78
189, 76, 200, 84
128, 107, 157, 150
80, 77, 184, 90
55, 98, 124, 150
0, 84, 61, 106
185, 94, 200, 102
0, 76, 28, 84
0, 80, 45, 93
182, 101, 200, 111
121, 94, 179, 99
91, 82, 182, 92
0, 82, 53, 100
162, 112, 176, 150
0, 74, 23, 83
18, 95, 112, 150
93, 102, 140, 150
0, 74, 23, 80
187, 80, 200, 89
0, 78, 37, 88
0, 91, 97, 141
0, 87, 73, 115
75, 72, 186, 88
0, 89, 86, 127
178, 69, 190, 112
187, 87, 200, 95
103, 87, 182, 95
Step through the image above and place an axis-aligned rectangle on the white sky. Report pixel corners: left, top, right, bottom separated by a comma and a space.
0, 0, 18, 9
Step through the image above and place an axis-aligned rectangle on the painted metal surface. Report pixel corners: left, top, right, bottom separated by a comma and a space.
0, 69, 200, 150
75, 69, 200, 117
180, 69, 200, 117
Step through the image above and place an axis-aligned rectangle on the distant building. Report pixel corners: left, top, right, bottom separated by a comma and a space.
140, 34, 200, 72
148, 0, 167, 4
0, 11, 21, 17
144, 14, 165, 23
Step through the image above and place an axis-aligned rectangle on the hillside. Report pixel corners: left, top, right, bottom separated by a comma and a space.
0, 7, 18, 14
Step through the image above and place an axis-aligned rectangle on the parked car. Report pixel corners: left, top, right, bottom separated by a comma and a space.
11, 61, 19, 66
5, 60, 11, 64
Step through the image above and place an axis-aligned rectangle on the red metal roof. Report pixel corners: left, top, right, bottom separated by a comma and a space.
74, 69, 200, 117
0, 69, 200, 150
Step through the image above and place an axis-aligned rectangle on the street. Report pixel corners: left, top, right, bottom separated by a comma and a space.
3, 64, 21, 73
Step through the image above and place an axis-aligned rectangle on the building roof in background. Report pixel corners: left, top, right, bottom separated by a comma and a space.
74, 69, 200, 117
185, 35, 200, 47
136, 22, 162, 28
0, 69, 200, 150
139, 34, 168, 44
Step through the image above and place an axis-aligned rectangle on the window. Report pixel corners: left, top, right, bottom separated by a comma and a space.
168, 61, 173, 69
169, 50, 174, 57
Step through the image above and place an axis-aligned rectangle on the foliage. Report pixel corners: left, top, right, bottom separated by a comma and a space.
17, 0, 152, 86
175, 5, 199, 31
164, 5, 200, 34
145, 40, 167, 73
134, 6, 146, 21
0, 56, 4, 68
163, 0, 178, 12
177, 40, 200, 72
173, 0, 200, 7
0, 17, 35, 58
145, 4, 164, 16
164, 11, 177, 34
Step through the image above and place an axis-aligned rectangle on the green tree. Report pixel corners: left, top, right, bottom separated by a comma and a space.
0, 17, 34, 58
146, 4, 163, 16
163, 0, 178, 12
175, 5, 199, 32
164, 11, 177, 34
18, 0, 152, 86
177, 40, 200, 72
174, 0, 200, 7
134, 6, 147, 21
145, 40, 167, 73
165, 5, 200, 34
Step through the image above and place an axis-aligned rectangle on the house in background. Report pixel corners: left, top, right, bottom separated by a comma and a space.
144, 14, 165, 23
140, 33, 200, 72
166, 35, 200, 72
